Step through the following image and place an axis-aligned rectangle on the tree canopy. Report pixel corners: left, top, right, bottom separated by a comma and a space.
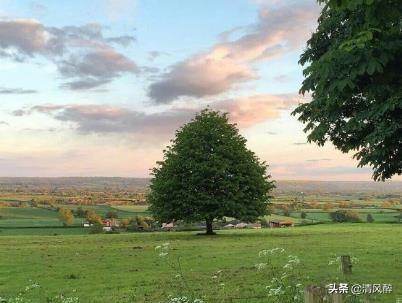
148, 109, 274, 234
58, 208, 74, 226
86, 211, 102, 225
292, 0, 401, 180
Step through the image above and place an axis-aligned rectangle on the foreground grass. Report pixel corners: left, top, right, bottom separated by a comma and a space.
0, 224, 401, 302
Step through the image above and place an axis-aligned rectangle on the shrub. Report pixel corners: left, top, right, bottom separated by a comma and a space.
90, 223, 103, 234
126, 216, 155, 231
300, 211, 307, 219
66, 273, 79, 279
58, 208, 74, 226
74, 206, 87, 218
105, 211, 118, 219
127, 221, 141, 232
260, 218, 270, 228
144, 216, 155, 227
120, 218, 130, 229
86, 211, 102, 224
395, 211, 402, 223
330, 210, 361, 223
136, 216, 149, 230
31, 199, 38, 207
366, 214, 375, 223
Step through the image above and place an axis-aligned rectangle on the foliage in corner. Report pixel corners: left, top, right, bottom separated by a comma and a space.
292, 0, 402, 180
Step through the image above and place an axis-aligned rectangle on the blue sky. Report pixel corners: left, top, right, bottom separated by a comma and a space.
0, 0, 398, 181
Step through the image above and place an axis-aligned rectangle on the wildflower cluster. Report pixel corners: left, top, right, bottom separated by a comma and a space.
5, 281, 41, 303
156, 243, 203, 302
283, 255, 300, 270
49, 294, 80, 303
256, 248, 304, 303
254, 262, 267, 271
158, 245, 307, 303
164, 296, 205, 303
258, 247, 285, 257
255, 247, 285, 271
2, 282, 80, 303
24, 282, 40, 292
211, 270, 223, 280
210, 269, 227, 301
155, 242, 171, 257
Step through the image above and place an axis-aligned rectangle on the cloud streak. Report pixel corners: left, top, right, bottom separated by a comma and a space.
12, 93, 299, 140
14, 104, 192, 138
293, 142, 308, 146
306, 158, 331, 162
0, 87, 37, 94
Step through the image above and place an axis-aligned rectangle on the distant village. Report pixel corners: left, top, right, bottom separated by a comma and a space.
82, 217, 295, 232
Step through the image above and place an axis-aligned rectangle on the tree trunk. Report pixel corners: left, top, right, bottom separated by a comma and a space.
205, 219, 215, 235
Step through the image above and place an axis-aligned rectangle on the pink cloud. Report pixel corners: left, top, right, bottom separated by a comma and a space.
215, 94, 300, 127
149, 1, 320, 103
13, 93, 301, 140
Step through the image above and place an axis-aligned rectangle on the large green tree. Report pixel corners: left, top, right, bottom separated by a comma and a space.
148, 109, 274, 235
292, 0, 401, 180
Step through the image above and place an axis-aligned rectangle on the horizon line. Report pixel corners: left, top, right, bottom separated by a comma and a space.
0, 176, 401, 183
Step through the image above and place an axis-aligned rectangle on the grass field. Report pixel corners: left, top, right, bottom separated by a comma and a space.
1, 185, 401, 303
0, 205, 150, 229
1, 204, 399, 229
0, 224, 401, 303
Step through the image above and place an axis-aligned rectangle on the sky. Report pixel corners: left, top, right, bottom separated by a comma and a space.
0, 0, 399, 181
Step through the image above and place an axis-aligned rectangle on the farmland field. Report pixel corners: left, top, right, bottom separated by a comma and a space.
288, 208, 401, 223
0, 205, 150, 229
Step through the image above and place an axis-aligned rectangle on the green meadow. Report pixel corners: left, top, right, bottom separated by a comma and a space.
1, 182, 401, 302
0, 224, 401, 303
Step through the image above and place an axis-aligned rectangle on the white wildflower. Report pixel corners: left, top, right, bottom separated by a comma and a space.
255, 263, 267, 270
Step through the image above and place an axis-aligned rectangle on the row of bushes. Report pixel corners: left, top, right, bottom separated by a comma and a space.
280, 208, 402, 223
90, 215, 157, 234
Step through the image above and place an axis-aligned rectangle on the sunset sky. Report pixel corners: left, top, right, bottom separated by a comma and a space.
0, 0, 399, 181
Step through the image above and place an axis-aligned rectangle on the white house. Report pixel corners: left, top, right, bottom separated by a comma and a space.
161, 222, 175, 231
235, 222, 248, 229
223, 223, 235, 229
